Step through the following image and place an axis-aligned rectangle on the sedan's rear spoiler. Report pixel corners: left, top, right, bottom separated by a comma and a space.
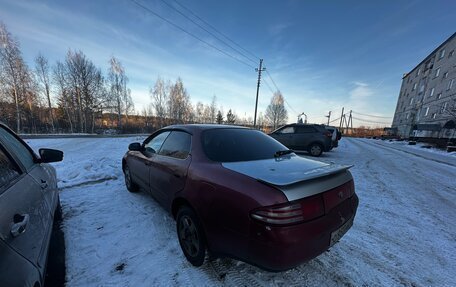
259, 165, 354, 201
222, 156, 354, 201
259, 164, 353, 187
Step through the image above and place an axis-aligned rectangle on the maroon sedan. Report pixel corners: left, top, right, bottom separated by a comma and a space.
122, 124, 358, 271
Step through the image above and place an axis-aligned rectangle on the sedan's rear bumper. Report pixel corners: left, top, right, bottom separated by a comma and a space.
246, 193, 358, 271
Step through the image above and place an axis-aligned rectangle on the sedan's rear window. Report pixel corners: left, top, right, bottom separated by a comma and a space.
202, 128, 286, 162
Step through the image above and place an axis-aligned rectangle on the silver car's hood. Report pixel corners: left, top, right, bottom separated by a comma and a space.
222, 154, 352, 187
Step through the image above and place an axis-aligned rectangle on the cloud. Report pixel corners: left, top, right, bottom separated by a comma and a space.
350, 82, 373, 101
268, 23, 292, 36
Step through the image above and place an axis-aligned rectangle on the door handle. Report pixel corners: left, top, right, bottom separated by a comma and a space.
11, 214, 30, 237
40, 179, 48, 189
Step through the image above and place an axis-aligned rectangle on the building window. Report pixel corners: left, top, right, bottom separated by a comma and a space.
412, 83, 417, 90
432, 113, 437, 119
406, 113, 409, 120
435, 67, 441, 77
443, 72, 449, 79
410, 98, 414, 105
425, 107, 429, 116
417, 68, 421, 77
437, 93, 442, 99
448, 79, 454, 90
439, 49, 445, 59
419, 85, 425, 93
449, 50, 454, 58
430, 87, 435, 97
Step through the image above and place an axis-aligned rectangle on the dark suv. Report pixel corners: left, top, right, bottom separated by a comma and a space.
269, 124, 332, 156
0, 123, 63, 287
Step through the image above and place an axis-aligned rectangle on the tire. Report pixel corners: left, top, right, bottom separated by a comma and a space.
54, 199, 63, 222
124, 165, 139, 192
176, 206, 206, 266
308, 143, 323, 157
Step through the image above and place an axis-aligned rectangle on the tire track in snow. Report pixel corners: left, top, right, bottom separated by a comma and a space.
59, 176, 118, 190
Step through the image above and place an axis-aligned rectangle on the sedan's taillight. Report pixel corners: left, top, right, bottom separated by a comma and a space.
251, 194, 325, 225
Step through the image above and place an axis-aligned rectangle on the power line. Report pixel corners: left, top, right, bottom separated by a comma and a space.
264, 67, 297, 115
130, 0, 256, 69
262, 78, 275, 95
352, 116, 391, 125
158, 0, 257, 65
265, 70, 280, 92
329, 117, 340, 124
171, 0, 260, 61
284, 98, 298, 115
352, 111, 392, 119
262, 77, 297, 115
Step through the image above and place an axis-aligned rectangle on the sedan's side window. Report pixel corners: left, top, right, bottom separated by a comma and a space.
158, 131, 191, 159
278, 127, 295, 134
0, 127, 35, 170
0, 147, 21, 191
144, 131, 170, 155
296, 126, 316, 133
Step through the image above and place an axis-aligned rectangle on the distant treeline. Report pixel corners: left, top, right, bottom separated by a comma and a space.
0, 22, 288, 134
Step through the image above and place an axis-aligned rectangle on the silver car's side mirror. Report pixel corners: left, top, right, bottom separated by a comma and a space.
39, 148, 64, 163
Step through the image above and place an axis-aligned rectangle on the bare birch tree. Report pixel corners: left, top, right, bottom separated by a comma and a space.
151, 77, 168, 128
53, 61, 74, 132
265, 91, 288, 130
209, 95, 217, 123
0, 22, 30, 132
107, 57, 133, 131
168, 78, 191, 124
35, 53, 55, 132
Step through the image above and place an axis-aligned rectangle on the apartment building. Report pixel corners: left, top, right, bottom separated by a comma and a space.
391, 33, 456, 139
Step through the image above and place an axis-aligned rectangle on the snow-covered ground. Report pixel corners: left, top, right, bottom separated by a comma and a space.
26, 137, 456, 287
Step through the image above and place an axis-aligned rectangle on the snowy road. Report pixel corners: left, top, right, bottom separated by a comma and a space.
27, 137, 456, 287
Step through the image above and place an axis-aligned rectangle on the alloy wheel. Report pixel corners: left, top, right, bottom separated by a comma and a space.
178, 215, 200, 257
124, 166, 132, 189
310, 145, 322, 156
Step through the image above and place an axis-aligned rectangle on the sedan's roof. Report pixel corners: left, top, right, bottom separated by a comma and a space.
165, 124, 248, 133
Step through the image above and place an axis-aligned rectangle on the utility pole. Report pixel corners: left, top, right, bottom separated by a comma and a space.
348, 110, 353, 133
253, 59, 265, 128
326, 111, 331, 126
339, 107, 344, 129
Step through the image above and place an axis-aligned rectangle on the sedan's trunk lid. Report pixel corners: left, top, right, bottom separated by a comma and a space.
222, 154, 353, 201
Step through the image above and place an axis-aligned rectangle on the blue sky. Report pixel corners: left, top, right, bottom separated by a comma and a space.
1, 0, 455, 126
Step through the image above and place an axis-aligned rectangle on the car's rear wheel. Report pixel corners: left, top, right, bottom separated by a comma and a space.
124, 165, 139, 192
176, 206, 206, 266
308, 143, 323, 157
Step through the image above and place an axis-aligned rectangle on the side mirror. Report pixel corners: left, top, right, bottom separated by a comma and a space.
39, 148, 64, 163
128, 142, 142, 151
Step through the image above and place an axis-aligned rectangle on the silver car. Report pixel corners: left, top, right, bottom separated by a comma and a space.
0, 123, 63, 287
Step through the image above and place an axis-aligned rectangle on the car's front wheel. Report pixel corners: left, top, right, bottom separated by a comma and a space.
176, 206, 206, 266
308, 143, 323, 157
124, 165, 139, 192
